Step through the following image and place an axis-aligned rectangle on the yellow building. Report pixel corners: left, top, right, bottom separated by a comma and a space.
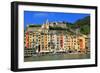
33, 31, 41, 53
28, 32, 33, 48
66, 35, 79, 52
40, 22, 49, 53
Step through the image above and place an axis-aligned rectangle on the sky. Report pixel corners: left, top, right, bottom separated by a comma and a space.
24, 11, 90, 29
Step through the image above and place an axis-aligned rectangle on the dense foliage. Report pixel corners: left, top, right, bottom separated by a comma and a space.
66, 16, 90, 35
29, 25, 41, 27
49, 26, 67, 30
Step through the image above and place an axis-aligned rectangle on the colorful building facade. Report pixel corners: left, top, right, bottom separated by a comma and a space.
24, 22, 88, 56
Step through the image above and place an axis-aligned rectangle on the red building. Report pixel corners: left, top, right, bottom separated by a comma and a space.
25, 32, 29, 48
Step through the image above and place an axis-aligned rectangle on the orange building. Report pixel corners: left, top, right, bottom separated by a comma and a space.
78, 36, 86, 52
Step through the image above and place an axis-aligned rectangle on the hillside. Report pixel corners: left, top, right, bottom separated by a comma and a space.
66, 16, 90, 35
26, 16, 90, 35
75, 16, 90, 35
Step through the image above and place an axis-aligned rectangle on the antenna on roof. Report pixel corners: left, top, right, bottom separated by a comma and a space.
46, 19, 49, 24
